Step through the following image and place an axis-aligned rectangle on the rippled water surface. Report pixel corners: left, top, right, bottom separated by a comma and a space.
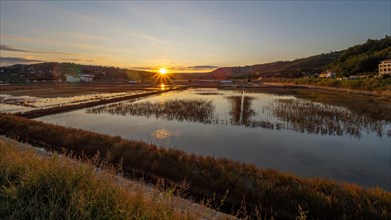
37, 88, 391, 189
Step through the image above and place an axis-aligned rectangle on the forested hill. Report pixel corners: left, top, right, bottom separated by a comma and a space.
210, 36, 391, 79
329, 36, 391, 76
0, 62, 154, 83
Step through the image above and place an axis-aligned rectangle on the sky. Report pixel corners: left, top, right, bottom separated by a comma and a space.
0, 0, 390, 72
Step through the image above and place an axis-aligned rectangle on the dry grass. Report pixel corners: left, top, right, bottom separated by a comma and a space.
0, 139, 233, 220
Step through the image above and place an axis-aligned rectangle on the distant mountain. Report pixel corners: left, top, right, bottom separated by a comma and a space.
211, 36, 391, 79
0, 62, 154, 83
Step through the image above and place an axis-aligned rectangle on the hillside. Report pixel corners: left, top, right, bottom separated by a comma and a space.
0, 62, 154, 83
211, 36, 391, 79
329, 36, 391, 76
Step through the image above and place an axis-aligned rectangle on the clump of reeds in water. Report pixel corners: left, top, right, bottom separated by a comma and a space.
268, 98, 390, 138
87, 99, 218, 124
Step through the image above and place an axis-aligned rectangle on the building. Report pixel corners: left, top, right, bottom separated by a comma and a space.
319, 71, 336, 78
66, 74, 94, 82
66, 75, 80, 82
379, 59, 391, 75
80, 74, 94, 82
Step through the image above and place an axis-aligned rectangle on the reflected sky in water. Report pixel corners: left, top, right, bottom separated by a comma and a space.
37, 88, 391, 190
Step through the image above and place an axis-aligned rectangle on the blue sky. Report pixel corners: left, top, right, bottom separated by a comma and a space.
0, 1, 390, 72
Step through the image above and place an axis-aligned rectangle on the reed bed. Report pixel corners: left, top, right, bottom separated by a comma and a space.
87, 99, 216, 124
268, 98, 390, 138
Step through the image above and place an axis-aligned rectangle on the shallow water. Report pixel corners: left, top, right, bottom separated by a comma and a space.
36, 88, 391, 190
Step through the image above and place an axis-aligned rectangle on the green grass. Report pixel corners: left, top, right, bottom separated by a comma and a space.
0, 140, 210, 220
0, 113, 390, 219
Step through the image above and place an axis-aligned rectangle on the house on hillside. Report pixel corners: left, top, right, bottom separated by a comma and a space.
319, 71, 336, 78
379, 59, 391, 75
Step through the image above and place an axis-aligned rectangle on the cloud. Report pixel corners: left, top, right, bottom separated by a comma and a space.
1, 35, 30, 42
0, 57, 44, 66
0, 45, 41, 53
130, 66, 153, 70
0, 44, 73, 55
130, 65, 219, 72
170, 65, 219, 71
61, 58, 94, 62
187, 65, 219, 69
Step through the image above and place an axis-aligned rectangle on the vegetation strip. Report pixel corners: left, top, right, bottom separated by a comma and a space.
0, 114, 390, 219
15, 86, 187, 119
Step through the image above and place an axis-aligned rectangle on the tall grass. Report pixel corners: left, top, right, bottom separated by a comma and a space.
0, 113, 390, 219
0, 140, 213, 220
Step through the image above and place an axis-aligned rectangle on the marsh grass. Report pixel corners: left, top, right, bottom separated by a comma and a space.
87, 98, 216, 124
0, 114, 390, 219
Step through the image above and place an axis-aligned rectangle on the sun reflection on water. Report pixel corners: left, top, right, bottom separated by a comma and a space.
152, 128, 171, 139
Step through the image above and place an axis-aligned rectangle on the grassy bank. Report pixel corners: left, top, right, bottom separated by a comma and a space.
0, 139, 211, 219
264, 77, 391, 95
0, 114, 390, 219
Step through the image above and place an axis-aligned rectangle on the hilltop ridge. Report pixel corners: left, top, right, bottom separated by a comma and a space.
211, 36, 390, 79
0, 62, 154, 83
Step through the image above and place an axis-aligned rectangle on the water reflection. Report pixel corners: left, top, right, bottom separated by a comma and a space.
38, 89, 391, 189
86, 92, 390, 139
226, 93, 255, 125
87, 99, 217, 124
268, 99, 390, 138
152, 129, 171, 139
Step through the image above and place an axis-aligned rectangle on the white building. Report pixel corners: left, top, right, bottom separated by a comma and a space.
80, 74, 94, 82
379, 59, 391, 75
66, 75, 80, 82
66, 74, 94, 82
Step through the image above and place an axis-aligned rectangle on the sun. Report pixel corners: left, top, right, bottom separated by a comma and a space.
159, 68, 167, 75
